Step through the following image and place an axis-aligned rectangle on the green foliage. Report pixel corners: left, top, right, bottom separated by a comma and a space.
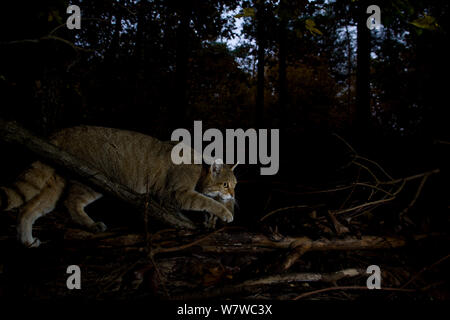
409, 15, 440, 31
305, 19, 323, 36
47, 9, 63, 24
235, 7, 255, 18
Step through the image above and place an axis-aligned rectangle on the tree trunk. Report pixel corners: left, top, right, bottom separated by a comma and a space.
174, 3, 189, 127
355, 0, 371, 134
110, 5, 123, 58
255, 0, 266, 127
134, 0, 146, 74
345, 25, 353, 109
278, 0, 288, 127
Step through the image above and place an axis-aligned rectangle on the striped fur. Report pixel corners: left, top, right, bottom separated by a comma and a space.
1, 126, 237, 248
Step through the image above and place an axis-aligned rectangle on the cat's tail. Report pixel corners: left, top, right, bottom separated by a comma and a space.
0, 161, 56, 211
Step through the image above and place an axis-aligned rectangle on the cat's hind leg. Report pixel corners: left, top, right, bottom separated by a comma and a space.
63, 182, 106, 233
17, 174, 66, 248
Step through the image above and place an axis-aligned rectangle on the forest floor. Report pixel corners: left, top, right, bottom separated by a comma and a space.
0, 135, 449, 301
0, 185, 448, 301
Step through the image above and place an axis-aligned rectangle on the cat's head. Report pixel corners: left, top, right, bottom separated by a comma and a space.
199, 159, 237, 201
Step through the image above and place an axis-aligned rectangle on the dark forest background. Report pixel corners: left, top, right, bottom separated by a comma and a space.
1, 0, 449, 218
0, 0, 449, 301
1, 0, 449, 138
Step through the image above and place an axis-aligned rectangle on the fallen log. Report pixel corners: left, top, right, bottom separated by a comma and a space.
172, 268, 365, 300
0, 118, 195, 229
63, 227, 435, 257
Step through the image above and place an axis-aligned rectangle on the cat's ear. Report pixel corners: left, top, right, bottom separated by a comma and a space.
210, 159, 224, 177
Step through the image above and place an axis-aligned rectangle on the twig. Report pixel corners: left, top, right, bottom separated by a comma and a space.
379, 169, 440, 185
333, 133, 357, 156
332, 196, 395, 216
3, 36, 95, 52
148, 247, 170, 299
355, 155, 394, 180
149, 227, 228, 256
339, 167, 361, 209
272, 169, 438, 200
42, 35, 95, 52
116, 2, 137, 15
419, 280, 447, 292
260, 205, 310, 221
275, 185, 353, 195
333, 133, 393, 180
293, 285, 415, 300
48, 18, 110, 35
147, 228, 232, 297
399, 172, 430, 219
353, 161, 380, 183
353, 182, 394, 197
331, 170, 433, 216
281, 243, 313, 271
327, 210, 349, 235
330, 134, 439, 221
96, 260, 142, 298
400, 253, 450, 289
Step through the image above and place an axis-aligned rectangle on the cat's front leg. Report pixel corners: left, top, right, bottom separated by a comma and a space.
176, 190, 233, 223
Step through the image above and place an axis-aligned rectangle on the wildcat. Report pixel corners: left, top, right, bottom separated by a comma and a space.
0, 126, 237, 248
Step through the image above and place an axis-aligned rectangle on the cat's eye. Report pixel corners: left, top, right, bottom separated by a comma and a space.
223, 182, 229, 188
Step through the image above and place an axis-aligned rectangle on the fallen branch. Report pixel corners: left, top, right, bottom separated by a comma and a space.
63, 227, 438, 258
173, 268, 365, 300
280, 234, 410, 271
400, 253, 450, 289
293, 285, 415, 300
0, 119, 195, 229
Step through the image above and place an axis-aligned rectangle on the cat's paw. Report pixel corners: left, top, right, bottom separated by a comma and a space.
89, 221, 107, 233
217, 207, 233, 223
